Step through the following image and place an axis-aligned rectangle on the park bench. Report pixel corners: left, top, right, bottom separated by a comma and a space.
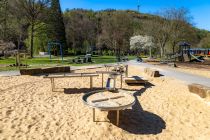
43, 73, 99, 91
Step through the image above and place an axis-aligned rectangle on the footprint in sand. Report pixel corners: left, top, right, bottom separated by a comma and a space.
5, 109, 13, 117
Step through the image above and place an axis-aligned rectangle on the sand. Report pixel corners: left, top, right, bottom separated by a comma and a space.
0, 66, 210, 140
175, 66, 210, 78
149, 62, 210, 79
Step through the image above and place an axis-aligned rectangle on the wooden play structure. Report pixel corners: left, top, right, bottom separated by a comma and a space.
44, 73, 99, 91
179, 42, 205, 62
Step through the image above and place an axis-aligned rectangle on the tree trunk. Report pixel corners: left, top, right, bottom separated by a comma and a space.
160, 47, 164, 59
172, 41, 176, 55
149, 47, 152, 58
30, 22, 34, 58
3, 0, 8, 40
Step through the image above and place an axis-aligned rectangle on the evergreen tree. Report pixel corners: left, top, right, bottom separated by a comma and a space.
48, 0, 67, 50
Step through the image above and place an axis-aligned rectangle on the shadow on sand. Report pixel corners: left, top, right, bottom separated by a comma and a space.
64, 88, 103, 94
107, 83, 166, 135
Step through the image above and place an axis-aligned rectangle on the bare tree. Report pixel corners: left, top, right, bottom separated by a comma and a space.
162, 8, 194, 54
146, 17, 170, 58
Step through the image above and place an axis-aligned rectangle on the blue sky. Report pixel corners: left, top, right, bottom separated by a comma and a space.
60, 0, 210, 31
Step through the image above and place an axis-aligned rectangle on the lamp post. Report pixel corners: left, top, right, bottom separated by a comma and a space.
137, 0, 140, 12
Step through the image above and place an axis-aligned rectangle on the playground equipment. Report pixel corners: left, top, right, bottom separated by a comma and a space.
96, 71, 123, 89
172, 42, 205, 62
44, 73, 99, 91
188, 48, 210, 57
106, 72, 121, 91
189, 53, 204, 62
82, 89, 135, 126
9, 50, 29, 68
72, 54, 93, 64
48, 42, 64, 63
97, 64, 128, 90
165, 42, 206, 63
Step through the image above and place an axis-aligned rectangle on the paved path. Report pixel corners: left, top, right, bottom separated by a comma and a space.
0, 70, 20, 77
1, 61, 210, 87
128, 60, 210, 86
0, 64, 113, 77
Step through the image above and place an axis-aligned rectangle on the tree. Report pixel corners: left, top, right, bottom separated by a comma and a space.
48, 0, 66, 50
198, 33, 210, 48
0, 0, 8, 40
130, 35, 154, 57
12, 0, 50, 57
98, 11, 133, 60
162, 8, 195, 54
146, 17, 171, 58
63, 9, 97, 54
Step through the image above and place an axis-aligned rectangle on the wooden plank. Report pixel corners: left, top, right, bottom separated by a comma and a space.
102, 73, 104, 88
96, 71, 118, 74
44, 74, 99, 78
124, 76, 148, 84
93, 108, 95, 122
90, 76, 93, 88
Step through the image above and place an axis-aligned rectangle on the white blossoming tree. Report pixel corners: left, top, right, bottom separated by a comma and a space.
130, 35, 154, 58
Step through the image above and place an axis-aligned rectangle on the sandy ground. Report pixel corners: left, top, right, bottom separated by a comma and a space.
0, 66, 210, 140
175, 66, 210, 78
148, 62, 210, 79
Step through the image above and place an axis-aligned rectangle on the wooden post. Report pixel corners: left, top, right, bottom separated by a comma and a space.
90, 76, 93, 88
113, 77, 116, 91
50, 78, 54, 91
116, 110, 119, 126
93, 108, 95, 122
120, 74, 123, 89
125, 65, 128, 77
102, 73, 104, 88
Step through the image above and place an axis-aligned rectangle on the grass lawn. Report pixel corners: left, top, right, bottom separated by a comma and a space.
0, 55, 136, 71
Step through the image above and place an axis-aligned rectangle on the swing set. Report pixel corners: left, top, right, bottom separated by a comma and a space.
47, 42, 64, 63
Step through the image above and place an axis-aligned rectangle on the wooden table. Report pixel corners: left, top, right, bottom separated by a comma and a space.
43, 73, 99, 91
83, 90, 136, 126
92, 108, 120, 126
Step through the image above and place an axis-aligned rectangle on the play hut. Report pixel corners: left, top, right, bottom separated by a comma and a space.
178, 42, 191, 62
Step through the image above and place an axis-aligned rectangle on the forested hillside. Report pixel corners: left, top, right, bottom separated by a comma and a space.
0, 0, 209, 58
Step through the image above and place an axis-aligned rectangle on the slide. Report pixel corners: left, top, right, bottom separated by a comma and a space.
190, 53, 204, 62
